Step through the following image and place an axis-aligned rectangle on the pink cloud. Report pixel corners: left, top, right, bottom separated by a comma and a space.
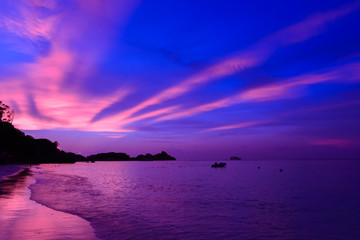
99, 133, 125, 139
0, 0, 138, 132
310, 139, 352, 147
205, 120, 267, 132
0, 1, 56, 42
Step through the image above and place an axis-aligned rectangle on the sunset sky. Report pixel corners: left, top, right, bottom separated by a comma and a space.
1, 0, 360, 160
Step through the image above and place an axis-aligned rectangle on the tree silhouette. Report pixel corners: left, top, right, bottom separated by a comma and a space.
0, 101, 14, 123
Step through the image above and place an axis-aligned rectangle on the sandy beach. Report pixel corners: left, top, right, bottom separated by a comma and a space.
0, 166, 98, 240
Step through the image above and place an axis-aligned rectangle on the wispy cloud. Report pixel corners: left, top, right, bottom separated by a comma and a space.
205, 120, 267, 132
0, 0, 138, 131
99, 133, 125, 139
203, 98, 360, 132
154, 62, 360, 122
87, 106, 179, 132
107, 1, 360, 122
0, 0, 56, 41
309, 138, 352, 147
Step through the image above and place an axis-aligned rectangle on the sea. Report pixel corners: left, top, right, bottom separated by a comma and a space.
10, 160, 360, 239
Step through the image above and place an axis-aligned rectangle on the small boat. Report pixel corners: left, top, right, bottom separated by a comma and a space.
211, 162, 227, 168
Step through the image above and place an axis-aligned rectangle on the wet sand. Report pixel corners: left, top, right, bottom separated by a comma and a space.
0, 167, 98, 240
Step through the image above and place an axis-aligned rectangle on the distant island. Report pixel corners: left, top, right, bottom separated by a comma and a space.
88, 151, 175, 162
0, 101, 175, 165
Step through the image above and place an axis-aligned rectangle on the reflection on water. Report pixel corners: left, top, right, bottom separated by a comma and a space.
30, 160, 360, 240
0, 168, 98, 240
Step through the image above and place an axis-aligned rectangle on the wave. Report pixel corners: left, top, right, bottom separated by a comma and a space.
29, 167, 190, 240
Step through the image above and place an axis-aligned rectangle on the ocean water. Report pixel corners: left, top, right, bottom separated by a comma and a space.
29, 160, 360, 240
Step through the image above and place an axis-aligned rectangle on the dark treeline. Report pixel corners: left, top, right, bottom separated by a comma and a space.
0, 121, 176, 164
0, 121, 86, 164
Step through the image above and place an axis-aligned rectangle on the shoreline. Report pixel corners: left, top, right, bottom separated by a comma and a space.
0, 166, 99, 240
0, 165, 27, 180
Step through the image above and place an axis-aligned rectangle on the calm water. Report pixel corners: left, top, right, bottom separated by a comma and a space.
28, 160, 360, 240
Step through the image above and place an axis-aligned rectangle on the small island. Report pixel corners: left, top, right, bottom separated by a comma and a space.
0, 101, 175, 165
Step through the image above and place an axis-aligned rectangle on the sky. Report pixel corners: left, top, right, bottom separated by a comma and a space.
0, 0, 360, 160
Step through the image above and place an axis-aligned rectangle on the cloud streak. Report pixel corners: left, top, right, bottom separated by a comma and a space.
203, 98, 360, 133
154, 62, 360, 122
309, 138, 352, 147
205, 120, 267, 132
107, 1, 360, 123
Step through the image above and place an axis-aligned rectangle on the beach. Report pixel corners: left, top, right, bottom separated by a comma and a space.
0, 165, 98, 240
